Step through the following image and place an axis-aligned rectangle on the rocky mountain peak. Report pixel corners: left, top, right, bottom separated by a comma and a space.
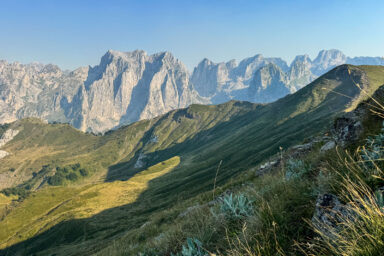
226, 59, 237, 69
312, 49, 347, 75
292, 54, 311, 65
40, 64, 62, 74
248, 63, 289, 103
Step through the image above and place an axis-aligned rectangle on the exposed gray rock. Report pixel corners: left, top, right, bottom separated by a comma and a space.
148, 135, 158, 144
291, 143, 312, 151
333, 113, 363, 147
134, 152, 147, 169
312, 193, 349, 238
289, 142, 313, 157
248, 63, 290, 103
191, 54, 292, 104
255, 159, 280, 177
70, 50, 207, 132
320, 140, 336, 152
287, 55, 317, 92
375, 186, 384, 208
311, 49, 347, 76
0, 150, 9, 159
0, 129, 19, 148
178, 205, 201, 218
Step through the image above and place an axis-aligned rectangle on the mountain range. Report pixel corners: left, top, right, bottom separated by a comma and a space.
1, 64, 384, 255
1, 49, 383, 132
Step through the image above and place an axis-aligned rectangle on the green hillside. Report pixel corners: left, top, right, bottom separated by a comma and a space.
1, 64, 384, 255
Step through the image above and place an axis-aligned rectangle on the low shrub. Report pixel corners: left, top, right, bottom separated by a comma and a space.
173, 238, 209, 256
285, 159, 311, 180
66, 172, 79, 181
48, 163, 89, 186
215, 193, 254, 219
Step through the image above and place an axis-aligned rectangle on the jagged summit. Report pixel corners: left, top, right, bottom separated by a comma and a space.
291, 54, 311, 65
1, 49, 384, 132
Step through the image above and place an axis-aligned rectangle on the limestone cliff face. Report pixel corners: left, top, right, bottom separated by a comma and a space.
287, 55, 316, 92
311, 49, 347, 76
249, 63, 290, 103
0, 60, 87, 124
191, 54, 290, 103
70, 50, 205, 132
0, 51, 205, 132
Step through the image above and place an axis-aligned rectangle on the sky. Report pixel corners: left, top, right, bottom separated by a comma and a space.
0, 0, 383, 71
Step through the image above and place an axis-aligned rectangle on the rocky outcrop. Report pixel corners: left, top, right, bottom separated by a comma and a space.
0, 129, 19, 148
312, 193, 349, 238
0, 150, 8, 159
333, 115, 363, 147
320, 141, 336, 152
134, 152, 147, 169
0, 129, 19, 159
255, 159, 280, 177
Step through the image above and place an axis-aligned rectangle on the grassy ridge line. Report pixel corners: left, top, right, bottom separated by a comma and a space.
97, 76, 384, 256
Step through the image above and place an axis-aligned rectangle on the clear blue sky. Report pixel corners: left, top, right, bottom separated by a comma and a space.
1, 0, 383, 71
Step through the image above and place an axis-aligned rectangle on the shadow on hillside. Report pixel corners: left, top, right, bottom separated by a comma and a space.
1, 104, 263, 256
1, 71, 369, 255
105, 102, 261, 182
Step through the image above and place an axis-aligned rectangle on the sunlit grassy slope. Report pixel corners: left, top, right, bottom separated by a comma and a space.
1, 65, 384, 255
0, 157, 180, 251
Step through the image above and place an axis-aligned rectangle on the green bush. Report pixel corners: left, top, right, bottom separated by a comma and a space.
79, 168, 89, 177
1, 187, 30, 200
71, 163, 81, 170
48, 175, 64, 186
66, 172, 79, 181
48, 163, 89, 186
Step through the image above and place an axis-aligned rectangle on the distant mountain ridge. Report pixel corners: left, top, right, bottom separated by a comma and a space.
0, 49, 383, 132
192, 49, 384, 103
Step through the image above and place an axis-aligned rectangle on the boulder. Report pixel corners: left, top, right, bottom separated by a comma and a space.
312, 193, 349, 238
333, 113, 363, 147
0, 150, 9, 159
255, 159, 280, 177
320, 140, 336, 152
